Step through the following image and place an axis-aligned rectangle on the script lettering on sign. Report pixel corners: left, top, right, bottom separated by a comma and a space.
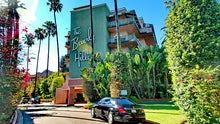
71, 27, 94, 67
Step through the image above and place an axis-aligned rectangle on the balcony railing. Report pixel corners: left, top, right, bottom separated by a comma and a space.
108, 34, 141, 47
62, 67, 69, 72
65, 54, 70, 59
107, 18, 153, 34
65, 41, 70, 47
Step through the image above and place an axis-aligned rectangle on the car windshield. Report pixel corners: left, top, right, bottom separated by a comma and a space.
117, 99, 134, 105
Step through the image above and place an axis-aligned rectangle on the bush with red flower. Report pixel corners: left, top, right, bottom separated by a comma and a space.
171, 66, 220, 123
0, 21, 33, 124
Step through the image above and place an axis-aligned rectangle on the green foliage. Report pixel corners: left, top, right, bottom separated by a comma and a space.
127, 46, 170, 99
39, 72, 65, 99
93, 61, 111, 98
50, 77, 64, 98
39, 79, 50, 98
165, 0, 220, 69
106, 52, 131, 97
83, 102, 94, 109
0, 68, 23, 123
129, 96, 139, 103
82, 48, 170, 101
81, 52, 111, 101
164, 0, 220, 123
40, 98, 53, 102
81, 68, 97, 102
0, 52, 25, 123
174, 67, 220, 123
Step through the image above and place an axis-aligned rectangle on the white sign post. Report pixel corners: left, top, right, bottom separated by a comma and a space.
120, 90, 127, 96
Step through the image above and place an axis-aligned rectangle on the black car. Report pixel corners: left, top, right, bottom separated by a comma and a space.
30, 97, 40, 104
91, 97, 145, 124
20, 97, 30, 104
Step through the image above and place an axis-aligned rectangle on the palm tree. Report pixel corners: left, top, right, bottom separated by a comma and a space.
113, 0, 121, 51
23, 32, 34, 96
42, 21, 56, 78
33, 27, 45, 97
46, 0, 63, 76
23, 32, 35, 72
164, 0, 179, 9
7, 0, 25, 67
89, 0, 94, 68
147, 46, 162, 98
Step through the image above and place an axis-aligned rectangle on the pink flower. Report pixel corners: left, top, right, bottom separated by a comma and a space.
29, 33, 34, 38
14, 49, 18, 54
207, 77, 211, 81
22, 27, 28, 33
22, 81, 28, 88
24, 76, 30, 82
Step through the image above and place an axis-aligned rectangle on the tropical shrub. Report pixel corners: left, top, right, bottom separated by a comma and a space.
106, 52, 131, 97
39, 79, 51, 98
0, 3, 26, 123
50, 76, 64, 98
127, 46, 170, 99
0, 70, 24, 124
164, 0, 220, 123
81, 68, 97, 102
93, 60, 111, 98
81, 53, 110, 102
39, 72, 65, 99
82, 48, 170, 101
174, 67, 220, 123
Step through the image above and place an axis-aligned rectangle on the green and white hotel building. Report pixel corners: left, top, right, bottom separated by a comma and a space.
55, 3, 157, 105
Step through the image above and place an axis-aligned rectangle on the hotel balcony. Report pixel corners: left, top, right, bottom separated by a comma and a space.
107, 18, 154, 37
65, 41, 70, 49
63, 67, 69, 72
108, 34, 141, 49
65, 53, 70, 63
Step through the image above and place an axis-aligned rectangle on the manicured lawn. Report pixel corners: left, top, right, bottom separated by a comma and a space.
140, 100, 186, 124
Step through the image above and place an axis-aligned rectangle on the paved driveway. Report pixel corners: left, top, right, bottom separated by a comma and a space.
23, 106, 108, 124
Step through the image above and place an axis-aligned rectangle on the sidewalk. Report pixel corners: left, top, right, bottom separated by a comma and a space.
15, 103, 86, 124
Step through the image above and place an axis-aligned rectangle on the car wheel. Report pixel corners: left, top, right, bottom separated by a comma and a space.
108, 111, 114, 124
91, 108, 96, 118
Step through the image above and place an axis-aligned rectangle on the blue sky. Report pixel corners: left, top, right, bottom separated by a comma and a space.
19, 0, 169, 74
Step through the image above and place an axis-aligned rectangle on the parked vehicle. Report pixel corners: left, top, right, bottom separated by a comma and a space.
91, 97, 146, 124
20, 97, 30, 104
30, 97, 40, 104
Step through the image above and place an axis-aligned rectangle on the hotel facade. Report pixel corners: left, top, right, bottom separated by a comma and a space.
55, 3, 157, 105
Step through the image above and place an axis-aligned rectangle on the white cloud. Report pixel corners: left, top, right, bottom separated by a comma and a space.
19, 0, 39, 28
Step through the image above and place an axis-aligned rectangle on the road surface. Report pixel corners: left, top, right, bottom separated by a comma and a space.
23, 106, 108, 124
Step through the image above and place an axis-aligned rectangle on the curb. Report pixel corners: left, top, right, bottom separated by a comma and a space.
16, 110, 23, 124
10, 110, 23, 124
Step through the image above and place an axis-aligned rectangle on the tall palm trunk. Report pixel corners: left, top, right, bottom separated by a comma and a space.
90, 0, 94, 67
33, 39, 42, 97
46, 34, 50, 78
53, 11, 60, 76
152, 65, 156, 98
13, 14, 19, 68
27, 46, 29, 71
13, 1, 19, 68
114, 0, 121, 51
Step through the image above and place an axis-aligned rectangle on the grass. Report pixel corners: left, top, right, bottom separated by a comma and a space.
140, 100, 186, 124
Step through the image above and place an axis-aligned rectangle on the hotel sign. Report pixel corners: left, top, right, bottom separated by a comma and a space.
71, 27, 93, 67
